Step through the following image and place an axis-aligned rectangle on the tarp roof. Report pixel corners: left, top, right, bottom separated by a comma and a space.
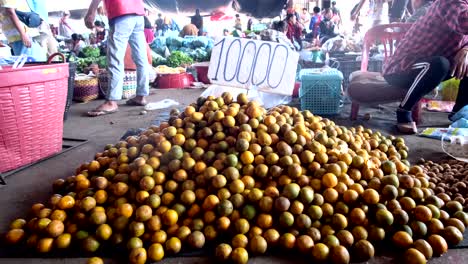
44, 0, 288, 18
46, 0, 91, 12
143, 0, 288, 18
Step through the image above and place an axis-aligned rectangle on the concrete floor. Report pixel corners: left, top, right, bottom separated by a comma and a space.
0, 88, 466, 263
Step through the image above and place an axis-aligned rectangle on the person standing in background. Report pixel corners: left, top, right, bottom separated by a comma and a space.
170, 17, 180, 32
155, 13, 164, 36
0, 0, 46, 61
331, 1, 342, 28
190, 9, 204, 36
308, 7, 322, 45
29, 0, 58, 57
163, 15, 171, 35
247, 17, 253, 31
143, 10, 154, 44
235, 14, 242, 31
85, 0, 149, 116
352, 0, 390, 29
59, 10, 74, 38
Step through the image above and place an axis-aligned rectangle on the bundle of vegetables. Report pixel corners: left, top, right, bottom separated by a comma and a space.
74, 46, 103, 73
151, 51, 167, 67
96, 56, 107, 69
81, 46, 101, 59
166, 51, 193, 68
166, 37, 184, 50
74, 58, 95, 73
151, 36, 213, 63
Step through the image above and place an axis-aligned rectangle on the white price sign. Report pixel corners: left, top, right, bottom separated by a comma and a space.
208, 37, 299, 96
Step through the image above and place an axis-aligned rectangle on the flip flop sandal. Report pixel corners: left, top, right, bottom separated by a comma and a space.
126, 98, 147, 106
87, 109, 118, 117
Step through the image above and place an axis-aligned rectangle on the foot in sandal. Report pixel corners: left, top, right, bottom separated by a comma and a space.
126, 96, 148, 106
88, 101, 119, 117
396, 108, 417, 134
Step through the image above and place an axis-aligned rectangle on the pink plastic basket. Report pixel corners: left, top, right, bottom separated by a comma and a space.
0, 54, 69, 173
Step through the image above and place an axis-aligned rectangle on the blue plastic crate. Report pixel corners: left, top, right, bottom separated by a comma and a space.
299, 68, 344, 115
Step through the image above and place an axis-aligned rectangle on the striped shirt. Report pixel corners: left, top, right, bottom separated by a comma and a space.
384, 0, 468, 75
0, 0, 39, 43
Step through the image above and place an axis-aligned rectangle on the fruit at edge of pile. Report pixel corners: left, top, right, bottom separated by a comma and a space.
2, 93, 468, 264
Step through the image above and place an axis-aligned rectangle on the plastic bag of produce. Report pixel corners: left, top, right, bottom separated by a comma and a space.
194, 48, 209, 62
440, 78, 460, 102
179, 47, 193, 54
166, 36, 184, 48
191, 36, 210, 48
450, 105, 468, 122
150, 37, 167, 56
151, 51, 167, 67
182, 36, 196, 48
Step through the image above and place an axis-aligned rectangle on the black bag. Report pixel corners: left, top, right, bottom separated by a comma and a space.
15, 10, 42, 28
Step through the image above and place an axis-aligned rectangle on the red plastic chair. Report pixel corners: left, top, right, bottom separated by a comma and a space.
348, 23, 422, 124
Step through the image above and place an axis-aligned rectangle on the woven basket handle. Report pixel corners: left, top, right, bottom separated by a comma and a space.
47, 53, 66, 64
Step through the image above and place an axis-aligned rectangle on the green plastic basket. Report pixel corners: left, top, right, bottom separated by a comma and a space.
299, 68, 344, 115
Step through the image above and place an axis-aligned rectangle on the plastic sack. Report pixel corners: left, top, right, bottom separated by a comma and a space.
321, 36, 346, 53
450, 105, 468, 122
441, 128, 468, 162
150, 37, 167, 56
451, 118, 468, 128
144, 99, 180, 111
182, 37, 193, 48
440, 78, 460, 101
166, 36, 184, 48
191, 36, 210, 49
0, 55, 35, 65
201, 85, 291, 109
151, 51, 167, 67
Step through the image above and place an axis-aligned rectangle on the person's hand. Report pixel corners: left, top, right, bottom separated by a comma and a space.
21, 34, 31, 48
84, 12, 95, 29
451, 48, 468, 79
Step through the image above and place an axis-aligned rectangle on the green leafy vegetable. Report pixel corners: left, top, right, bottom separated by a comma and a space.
81, 46, 101, 59
166, 51, 193, 68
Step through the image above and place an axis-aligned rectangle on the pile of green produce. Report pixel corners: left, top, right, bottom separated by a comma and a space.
150, 36, 213, 66
151, 51, 167, 67
3, 93, 468, 264
72, 46, 107, 73
166, 51, 193, 68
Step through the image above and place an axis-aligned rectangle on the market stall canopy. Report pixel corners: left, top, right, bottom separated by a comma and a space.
143, 0, 288, 18
46, 0, 92, 12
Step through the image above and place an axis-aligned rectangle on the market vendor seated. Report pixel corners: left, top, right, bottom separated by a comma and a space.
71, 33, 86, 56
383, 0, 468, 134
319, 8, 338, 45
260, 21, 295, 50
